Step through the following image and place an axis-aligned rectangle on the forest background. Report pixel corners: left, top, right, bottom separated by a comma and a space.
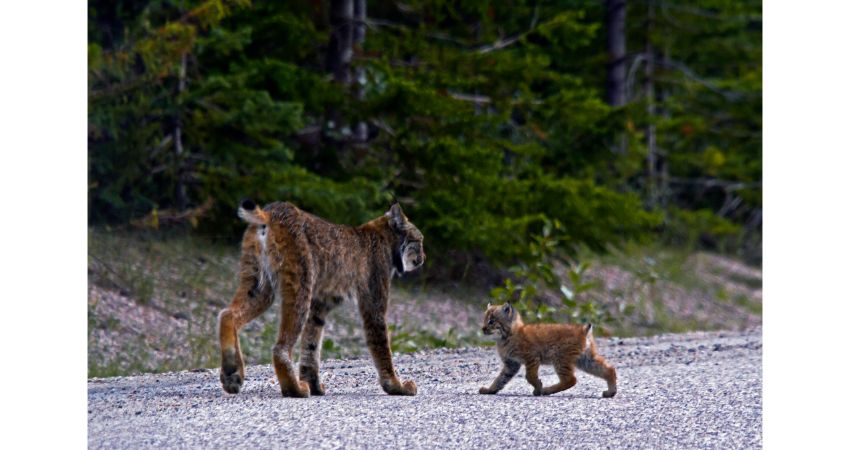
87, 0, 762, 376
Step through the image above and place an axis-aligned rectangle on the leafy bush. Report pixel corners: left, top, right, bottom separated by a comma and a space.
488, 220, 614, 328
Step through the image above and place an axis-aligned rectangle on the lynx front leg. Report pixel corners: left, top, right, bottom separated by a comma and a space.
479, 359, 521, 394
218, 276, 273, 394
359, 290, 416, 396
272, 278, 313, 398
525, 361, 544, 396
298, 296, 343, 396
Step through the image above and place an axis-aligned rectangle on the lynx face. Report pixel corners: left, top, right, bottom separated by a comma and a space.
481, 303, 516, 337
386, 203, 426, 273
399, 229, 425, 272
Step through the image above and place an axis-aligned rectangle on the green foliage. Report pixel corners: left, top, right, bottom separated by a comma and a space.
489, 220, 613, 327
389, 325, 487, 353
665, 207, 742, 250
88, 0, 761, 274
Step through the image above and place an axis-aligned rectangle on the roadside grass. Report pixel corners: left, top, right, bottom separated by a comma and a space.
589, 243, 714, 336
88, 228, 761, 377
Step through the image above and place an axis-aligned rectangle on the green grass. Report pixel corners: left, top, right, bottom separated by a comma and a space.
88, 228, 761, 377
389, 325, 492, 354
733, 294, 762, 315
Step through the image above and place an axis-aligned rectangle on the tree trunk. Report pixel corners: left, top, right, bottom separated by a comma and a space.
605, 0, 627, 107
352, 0, 367, 143
175, 52, 188, 210
605, 0, 627, 155
658, 44, 670, 207
324, 0, 354, 149
645, 0, 657, 207
327, 0, 353, 85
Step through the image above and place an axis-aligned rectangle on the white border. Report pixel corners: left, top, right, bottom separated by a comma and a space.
0, 1, 87, 448
764, 0, 850, 447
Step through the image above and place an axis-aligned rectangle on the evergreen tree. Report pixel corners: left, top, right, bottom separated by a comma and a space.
88, 0, 762, 273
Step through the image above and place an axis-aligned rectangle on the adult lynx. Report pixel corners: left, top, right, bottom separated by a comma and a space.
218, 199, 425, 397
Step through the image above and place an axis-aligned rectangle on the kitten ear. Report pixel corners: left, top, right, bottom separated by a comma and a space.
487, 302, 491, 309
503, 303, 512, 315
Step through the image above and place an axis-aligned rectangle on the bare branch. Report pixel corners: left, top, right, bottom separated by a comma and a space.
447, 91, 543, 106
668, 177, 761, 192
369, 119, 397, 136
358, 18, 468, 46
476, 4, 540, 54
449, 92, 492, 104
626, 52, 745, 102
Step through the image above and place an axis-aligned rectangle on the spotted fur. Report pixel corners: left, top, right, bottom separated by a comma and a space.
218, 200, 425, 397
479, 303, 617, 398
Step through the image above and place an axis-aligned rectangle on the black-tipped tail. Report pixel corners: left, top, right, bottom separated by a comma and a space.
237, 199, 269, 225
240, 198, 256, 211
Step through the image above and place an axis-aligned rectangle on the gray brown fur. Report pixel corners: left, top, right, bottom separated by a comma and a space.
218, 200, 425, 397
479, 303, 617, 398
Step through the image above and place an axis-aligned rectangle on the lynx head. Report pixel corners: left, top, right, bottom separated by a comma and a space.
386, 201, 425, 273
481, 303, 521, 338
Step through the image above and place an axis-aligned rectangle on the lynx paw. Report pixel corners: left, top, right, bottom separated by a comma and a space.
532, 387, 543, 396
400, 379, 418, 396
220, 369, 243, 394
310, 382, 327, 396
602, 390, 617, 398
479, 387, 496, 395
281, 380, 311, 398
381, 378, 417, 396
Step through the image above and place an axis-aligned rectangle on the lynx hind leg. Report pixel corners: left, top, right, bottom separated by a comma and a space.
298, 296, 343, 396
541, 362, 578, 396
273, 278, 313, 398
577, 348, 618, 398
218, 274, 274, 394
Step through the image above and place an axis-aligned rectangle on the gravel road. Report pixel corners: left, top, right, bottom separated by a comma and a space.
88, 328, 762, 449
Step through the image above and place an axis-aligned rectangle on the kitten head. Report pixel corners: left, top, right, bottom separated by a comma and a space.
481, 303, 521, 338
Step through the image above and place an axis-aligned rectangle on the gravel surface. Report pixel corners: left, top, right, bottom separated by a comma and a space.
88, 328, 762, 449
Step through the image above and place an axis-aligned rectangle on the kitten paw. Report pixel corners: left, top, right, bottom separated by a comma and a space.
381, 378, 417, 396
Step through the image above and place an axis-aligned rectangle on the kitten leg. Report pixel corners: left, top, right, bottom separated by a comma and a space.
577, 349, 618, 398
542, 363, 577, 396
525, 361, 544, 396
479, 359, 520, 394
